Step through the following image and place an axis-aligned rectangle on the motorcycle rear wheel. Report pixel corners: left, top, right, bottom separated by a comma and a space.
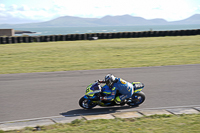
127, 91, 145, 106
79, 96, 97, 109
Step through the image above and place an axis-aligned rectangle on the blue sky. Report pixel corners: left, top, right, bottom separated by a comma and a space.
0, 0, 200, 24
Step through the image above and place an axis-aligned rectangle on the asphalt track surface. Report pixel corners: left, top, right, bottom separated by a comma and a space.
0, 64, 200, 122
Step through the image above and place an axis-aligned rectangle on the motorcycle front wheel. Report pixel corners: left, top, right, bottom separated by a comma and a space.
79, 96, 97, 109
127, 91, 145, 106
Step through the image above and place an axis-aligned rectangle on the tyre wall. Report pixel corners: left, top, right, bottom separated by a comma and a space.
0, 29, 200, 44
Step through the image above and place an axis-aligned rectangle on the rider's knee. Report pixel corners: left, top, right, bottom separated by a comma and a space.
115, 96, 122, 103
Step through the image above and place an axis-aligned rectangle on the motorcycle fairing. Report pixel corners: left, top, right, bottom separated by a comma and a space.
101, 85, 112, 95
85, 82, 101, 97
83, 96, 111, 106
132, 82, 144, 93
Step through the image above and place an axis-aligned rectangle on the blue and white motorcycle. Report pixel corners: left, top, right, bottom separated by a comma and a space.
79, 81, 145, 109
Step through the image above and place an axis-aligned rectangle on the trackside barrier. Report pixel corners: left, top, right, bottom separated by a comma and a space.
0, 29, 200, 44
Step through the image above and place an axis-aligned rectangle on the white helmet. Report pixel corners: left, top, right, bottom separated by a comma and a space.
105, 74, 116, 87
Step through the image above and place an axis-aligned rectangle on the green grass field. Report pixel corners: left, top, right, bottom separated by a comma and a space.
3, 114, 200, 133
0, 35, 200, 74
1, 36, 200, 132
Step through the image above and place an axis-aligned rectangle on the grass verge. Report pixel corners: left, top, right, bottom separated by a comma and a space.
0, 35, 200, 74
3, 113, 200, 133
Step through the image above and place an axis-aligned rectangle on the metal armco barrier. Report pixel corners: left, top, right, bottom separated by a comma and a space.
0, 29, 200, 44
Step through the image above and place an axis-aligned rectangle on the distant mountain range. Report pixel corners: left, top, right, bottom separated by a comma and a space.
0, 14, 199, 28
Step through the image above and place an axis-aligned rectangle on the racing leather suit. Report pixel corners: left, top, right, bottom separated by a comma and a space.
101, 78, 134, 103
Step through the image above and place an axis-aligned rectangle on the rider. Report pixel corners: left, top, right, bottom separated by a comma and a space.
98, 74, 134, 104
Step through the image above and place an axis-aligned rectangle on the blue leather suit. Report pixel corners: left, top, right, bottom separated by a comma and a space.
102, 78, 134, 102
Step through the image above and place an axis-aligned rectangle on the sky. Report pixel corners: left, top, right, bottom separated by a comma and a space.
0, 0, 200, 24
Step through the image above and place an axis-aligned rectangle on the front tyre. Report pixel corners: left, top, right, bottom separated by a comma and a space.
79, 96, 97, 109
127, 91, 145, 106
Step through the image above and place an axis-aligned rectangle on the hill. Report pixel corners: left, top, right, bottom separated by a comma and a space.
170, 14, 200, 24
0, 14, 199, 28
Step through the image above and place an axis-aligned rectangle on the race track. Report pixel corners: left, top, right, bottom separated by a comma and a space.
0, 64, 200, 122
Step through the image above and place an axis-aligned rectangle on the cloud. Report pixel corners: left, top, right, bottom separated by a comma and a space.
0, 4, 5, 12
0, 0, 200, 24
49, 0, 200, 21
123, 0, 200, 21
18, 5, 30, 11
0, 4, 57, 24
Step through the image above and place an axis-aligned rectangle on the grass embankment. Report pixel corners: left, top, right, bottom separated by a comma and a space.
3, 114, 200, 133
0, 35, 200, 74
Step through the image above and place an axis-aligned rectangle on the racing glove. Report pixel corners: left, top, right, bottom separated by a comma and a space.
98, 80, 106, 83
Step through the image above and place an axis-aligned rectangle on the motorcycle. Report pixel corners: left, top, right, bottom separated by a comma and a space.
79, 81, 145, 109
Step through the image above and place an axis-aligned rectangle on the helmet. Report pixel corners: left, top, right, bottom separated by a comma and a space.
105, 74, 116, 87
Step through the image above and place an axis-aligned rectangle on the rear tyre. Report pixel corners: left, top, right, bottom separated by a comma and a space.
79, 96, 97, 109
127, 91, 145, 106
